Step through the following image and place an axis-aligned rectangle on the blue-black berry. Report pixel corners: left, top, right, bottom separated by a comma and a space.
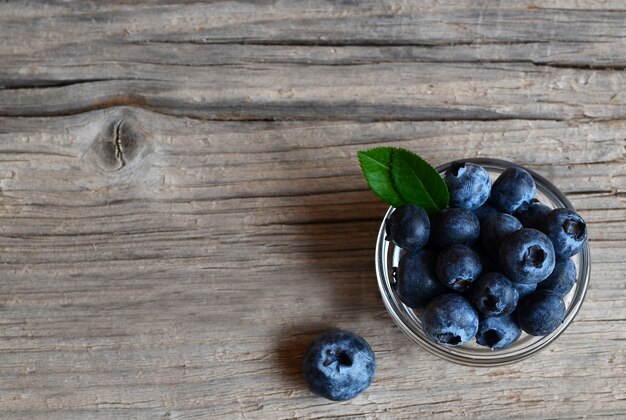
444, 162, 491, 210
517, 290, 566, 336
385, 204, 430, 252
499, 228, 556, 284
396, 249, 447, 308
491, 167, 536, 213
476, 315, 521, 350
515, 199, 551, 229
435, 244, 482, 292
472, 272, 519, 317
537, 258, 577, 297
430, 207, 480, 248
302, 331, 375, 401
541, 208, 587, 259
422, 294, 479, 346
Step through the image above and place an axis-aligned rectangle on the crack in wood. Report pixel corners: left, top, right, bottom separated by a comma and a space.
113, 119, 126, 169
2, 60, 624, 79
0, 104, 570, 122
0, 78, 170, 92
0, 78, 115, 91
132, 39, 564, 47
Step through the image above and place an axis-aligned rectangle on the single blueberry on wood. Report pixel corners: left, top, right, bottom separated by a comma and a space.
302, 331, 376, 401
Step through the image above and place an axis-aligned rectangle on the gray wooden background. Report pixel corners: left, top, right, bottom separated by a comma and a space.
1, 1, 625, 418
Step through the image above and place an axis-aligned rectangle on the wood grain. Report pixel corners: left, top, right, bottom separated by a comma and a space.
0, 0, 625, 418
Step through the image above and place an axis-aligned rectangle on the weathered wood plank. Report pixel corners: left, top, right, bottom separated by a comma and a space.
1, 0, 625, 55
1, 1, 624, 121
3, 41, 625, 78
1, 61, 625, 120
0, 108, 623, 417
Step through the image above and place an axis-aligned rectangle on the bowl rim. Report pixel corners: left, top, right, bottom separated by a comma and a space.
375, 158, 591, 366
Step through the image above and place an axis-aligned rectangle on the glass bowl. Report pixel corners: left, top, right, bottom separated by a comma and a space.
375, 158, 590, 366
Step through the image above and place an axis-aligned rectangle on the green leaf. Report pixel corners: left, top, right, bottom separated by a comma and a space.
390, 148, 449, 214
357, 148, 406, 208
357, 147, 449, 213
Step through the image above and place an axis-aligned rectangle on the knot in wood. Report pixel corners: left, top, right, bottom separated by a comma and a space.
92, 115, 146, 172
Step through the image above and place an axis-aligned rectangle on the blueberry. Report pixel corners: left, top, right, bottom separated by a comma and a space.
395, 249, 447, 308
444, 162, 491, 210
385, 204, 430, 252
475, 315, 521, 350
431, 208, 480, 248
481, 213, 522, 258
517, 290, 566, 336
302, 331, 376, 401
436, 244, 482, 292
423, 294, 479, 346
514, 281, 537, 298
491, 167, 536, 213
472, 272, 519, 317
472, 199, 499, 222
499, 228, 556, 284
537, 258, 577, 297
514, 199, 552, 229
541, 208, 587, 258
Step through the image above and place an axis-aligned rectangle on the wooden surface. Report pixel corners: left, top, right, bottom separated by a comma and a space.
0, 1, 625, 418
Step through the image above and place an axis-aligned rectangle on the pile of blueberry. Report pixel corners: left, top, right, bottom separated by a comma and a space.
388, 162, 588, 350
